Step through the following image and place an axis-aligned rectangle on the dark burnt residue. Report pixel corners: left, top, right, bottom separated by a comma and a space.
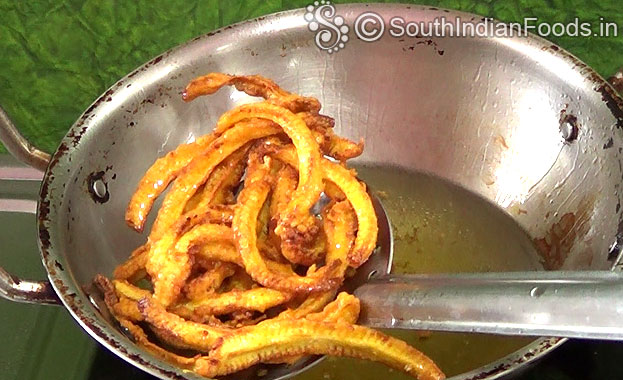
403, 39, 444, 56
150, 55, 163, 65
157, 85, 174, 98
66, 77, 130, 149
48, 267, 187, 377
540, 47, 621, 125
37, 142, 67, 261
612, 213, 623, 265
87, 171, 110, 204
467, 364, 508, 380
559, 111, 579, 142
466, 338, 559, 380
140, 96, 155, 106
604, 137, 614, 149
608, 70, 623, 93
534, 213, 579, 269
84, 89, 115, 117
38, 225, 50, 256
596, 83, 623, 129
54, 260, 64, 272
52, 278, 69, 296
607, 234, 622, 262
534, 197, 594, 270
66, 126, 88, 147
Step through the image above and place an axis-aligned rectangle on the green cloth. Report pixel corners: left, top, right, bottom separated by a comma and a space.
0, 0, 621, 154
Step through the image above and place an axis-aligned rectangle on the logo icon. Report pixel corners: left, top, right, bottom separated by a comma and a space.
354, 12, 385, 42
305, 1, 349, 54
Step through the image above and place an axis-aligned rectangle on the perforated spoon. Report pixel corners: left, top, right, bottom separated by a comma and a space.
352, 194, 623, 340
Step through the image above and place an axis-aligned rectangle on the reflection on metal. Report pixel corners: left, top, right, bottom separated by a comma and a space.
0, 199, 37, 214
356, 271, 623, 340
0, 106, 50, 171
493, 88, 564, 208
0, 267, 60, 305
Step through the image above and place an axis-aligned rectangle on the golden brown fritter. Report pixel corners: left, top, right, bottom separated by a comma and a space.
99, 72, 443, 380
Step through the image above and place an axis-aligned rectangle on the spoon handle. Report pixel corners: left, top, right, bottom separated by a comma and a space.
354, 271, 623, 340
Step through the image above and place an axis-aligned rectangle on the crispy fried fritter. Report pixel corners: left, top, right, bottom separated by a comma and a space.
148, 223, 233, 307
175, 287, 291, 317
197, 145, 249, 206
125, 134, 217, 233
232, 155, 340, 293
113, 244, 148, 281
193, 241, 242, 266
184, 261, 237, 301
182, 73, 321, 116
138, 297, 230, 352
149, 119, 280, 240
324, 200, 357, 274
193, 318, 444, 380
113, 296, 144, 322
297, 111, 364, 161
271, 146, 378, 267
100, 72, 442, 380
120, 319, 197, 367
305, 292, 360, 324
216, 102, 324, 244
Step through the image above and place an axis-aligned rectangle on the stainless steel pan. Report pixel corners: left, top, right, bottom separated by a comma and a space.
1, 4, 623, 380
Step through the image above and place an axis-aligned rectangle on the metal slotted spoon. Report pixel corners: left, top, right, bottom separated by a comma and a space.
350, 194, 623, 341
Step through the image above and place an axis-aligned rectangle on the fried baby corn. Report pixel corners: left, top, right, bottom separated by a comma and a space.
99, 73, 445, 380
193, 319, 443, 380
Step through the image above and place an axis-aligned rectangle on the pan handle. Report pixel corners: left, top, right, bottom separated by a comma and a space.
0, 107, 50, 171
0, 106, 60, 305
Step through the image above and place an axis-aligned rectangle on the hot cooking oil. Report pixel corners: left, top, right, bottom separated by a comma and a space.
295, 165, 542, 379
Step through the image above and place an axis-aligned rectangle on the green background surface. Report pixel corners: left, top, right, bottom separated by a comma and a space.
0, 0, 621, 154
0, 1, 622, 380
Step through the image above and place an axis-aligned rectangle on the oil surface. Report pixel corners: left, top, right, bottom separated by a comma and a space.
295, 165, 543, 380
